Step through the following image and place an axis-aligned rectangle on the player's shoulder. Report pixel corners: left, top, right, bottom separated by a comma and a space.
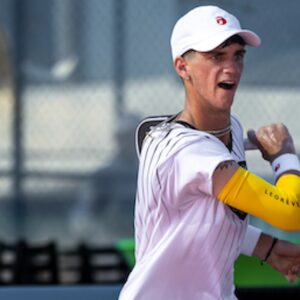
156, 122, 227, 156
143, 121, 207, 154
156, 121, 207, 143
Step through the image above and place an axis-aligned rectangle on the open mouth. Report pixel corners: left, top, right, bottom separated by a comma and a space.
217, 82, 235, 90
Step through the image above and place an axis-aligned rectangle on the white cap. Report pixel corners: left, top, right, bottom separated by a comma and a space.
170, 5, 261, 61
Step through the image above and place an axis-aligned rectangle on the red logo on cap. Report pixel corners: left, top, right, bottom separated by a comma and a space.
216, 16, 227, 25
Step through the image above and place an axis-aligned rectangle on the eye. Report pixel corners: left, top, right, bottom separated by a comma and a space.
235, 50, 246, 61
211, 53, 223, 62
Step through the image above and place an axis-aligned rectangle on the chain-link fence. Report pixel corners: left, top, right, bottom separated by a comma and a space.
0, 0, 299, 246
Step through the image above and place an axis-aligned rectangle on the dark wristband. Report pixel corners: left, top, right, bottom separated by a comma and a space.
261, 237, 278, 265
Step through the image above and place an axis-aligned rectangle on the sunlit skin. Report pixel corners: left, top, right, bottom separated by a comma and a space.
174, 43, 246, 145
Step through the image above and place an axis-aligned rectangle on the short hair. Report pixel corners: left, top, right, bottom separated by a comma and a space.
182, 34, 245, 59
220, 34, 246, 48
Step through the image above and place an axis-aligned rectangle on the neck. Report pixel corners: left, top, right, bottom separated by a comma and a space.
178, 106, 231, 130
176, 107, 231, 145
206, 124, 231, 137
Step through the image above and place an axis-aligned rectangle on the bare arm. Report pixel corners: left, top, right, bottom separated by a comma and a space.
212, 160, 239, 196
252, 233, 300, 282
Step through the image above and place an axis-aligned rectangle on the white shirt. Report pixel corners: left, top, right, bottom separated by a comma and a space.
119, 115, 259, 300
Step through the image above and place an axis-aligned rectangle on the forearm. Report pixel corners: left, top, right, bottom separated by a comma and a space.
252, 234, 300, 281
252, 232, 274, 261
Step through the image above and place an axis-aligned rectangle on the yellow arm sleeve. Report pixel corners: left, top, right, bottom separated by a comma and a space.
217, 167, 300, 231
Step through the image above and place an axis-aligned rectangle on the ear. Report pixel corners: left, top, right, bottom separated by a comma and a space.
174, 56, 190, 80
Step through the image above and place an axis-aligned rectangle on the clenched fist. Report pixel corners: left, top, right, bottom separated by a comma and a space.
247, 123, 296, 162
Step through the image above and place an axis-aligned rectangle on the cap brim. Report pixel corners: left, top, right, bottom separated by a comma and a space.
238, 30, 261, 47
191, 29, 261, 52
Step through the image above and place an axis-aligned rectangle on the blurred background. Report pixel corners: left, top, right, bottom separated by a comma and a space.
0, 0, 299, 291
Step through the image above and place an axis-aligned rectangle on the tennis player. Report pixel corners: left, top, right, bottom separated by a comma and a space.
119, 6, 300, 299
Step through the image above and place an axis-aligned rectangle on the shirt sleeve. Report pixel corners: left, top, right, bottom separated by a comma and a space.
161, 135, 233, 208
240, 224, 262, 256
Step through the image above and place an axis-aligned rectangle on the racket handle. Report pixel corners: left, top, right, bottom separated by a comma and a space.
243, 138, 257, 151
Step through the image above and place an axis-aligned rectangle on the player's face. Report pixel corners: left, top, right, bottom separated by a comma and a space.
185, 43, 245, 113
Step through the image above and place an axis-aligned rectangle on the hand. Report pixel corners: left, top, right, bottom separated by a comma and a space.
285, 268, 299, 283
253, 234, 300, 282
267, 239, 300, 282
247, 123, 296, 162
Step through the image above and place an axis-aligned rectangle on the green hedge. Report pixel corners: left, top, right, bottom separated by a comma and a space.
116, 238, 300, 287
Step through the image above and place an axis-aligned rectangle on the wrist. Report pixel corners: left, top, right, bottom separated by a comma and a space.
260, 237, 278, 265
253, 233, 274, 261
271, 153, 300, 180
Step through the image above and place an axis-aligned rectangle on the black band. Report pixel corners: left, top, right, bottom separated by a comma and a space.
261, 237, 278, 265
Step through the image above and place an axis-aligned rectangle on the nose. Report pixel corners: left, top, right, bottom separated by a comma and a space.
223, 59, 243, 75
